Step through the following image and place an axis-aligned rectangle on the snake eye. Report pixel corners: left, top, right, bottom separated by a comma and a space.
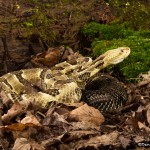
121, 49, 124, 52
84, 57, 90, 62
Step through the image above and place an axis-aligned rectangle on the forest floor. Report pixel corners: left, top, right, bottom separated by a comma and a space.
0, 46, 150, 150
0, 1, 150, 149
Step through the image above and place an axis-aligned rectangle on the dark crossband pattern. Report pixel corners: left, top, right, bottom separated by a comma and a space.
81, 74, 127, 112
0, 47, 130, 110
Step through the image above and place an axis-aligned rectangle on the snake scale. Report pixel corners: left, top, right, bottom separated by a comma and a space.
81, 73, 127, 111
0, 47, 130, 111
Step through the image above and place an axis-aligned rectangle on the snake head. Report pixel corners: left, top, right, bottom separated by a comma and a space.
74, 47, 130, 87
102, 47, 130, 66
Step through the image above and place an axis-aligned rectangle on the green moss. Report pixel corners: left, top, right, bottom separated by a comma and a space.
92, 38, 150, 79
81, 22, 135, 41
82, 22, 150, 41
107, 0, 150, 30
81, 22, 150, 80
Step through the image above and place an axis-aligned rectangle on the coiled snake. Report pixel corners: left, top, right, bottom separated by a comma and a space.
0, 47, 130, 111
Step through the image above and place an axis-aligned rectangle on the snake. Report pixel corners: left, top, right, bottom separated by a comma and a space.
0, 47, 130, 111
81, 73, 127, 111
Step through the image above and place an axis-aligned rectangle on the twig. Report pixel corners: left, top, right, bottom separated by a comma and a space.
137, 80, 150, 87
1, 37, 11, 73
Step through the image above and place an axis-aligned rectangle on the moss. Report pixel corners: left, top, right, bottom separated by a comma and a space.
81, 22, 150, 80
81, 22, 150, 41
91, 38, 150, 80
15, 0, 108, 49
107, 0, 150, 30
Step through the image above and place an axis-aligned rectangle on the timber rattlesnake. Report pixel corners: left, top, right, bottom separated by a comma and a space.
0, 47, 130, 111
81, 73, 127, 111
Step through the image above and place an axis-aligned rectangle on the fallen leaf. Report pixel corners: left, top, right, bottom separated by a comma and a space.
68, 104, 104, 130
133, 135, 145, 143
0, 122, 40, 131
12, 126, 38, 140
76, 131, 119, 149
125, 116, 139, 131
13, 138, 45, 150
41, 130, 100, 148
61, 130, 100, 142
138, 121, 150, 132
43, 112, 69, 126
133, 105, 146, 123
0, 123, 26, 131
119, 135, 131, 148
31, 46, 65, 67
53, 112, 69, 125
21, 114, 41, 126
2, 102, 27, 124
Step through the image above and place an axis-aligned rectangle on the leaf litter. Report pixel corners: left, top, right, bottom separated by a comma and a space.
0, 52, 150, 149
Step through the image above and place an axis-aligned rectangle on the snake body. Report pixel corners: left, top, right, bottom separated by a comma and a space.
81, 74, 127, 111
0, 47, 130, 111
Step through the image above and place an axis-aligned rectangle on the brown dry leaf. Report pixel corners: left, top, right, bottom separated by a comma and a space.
135, 104, 150, 126
31, 46, 65, 67
0, 122, 41, 131
76, 131, 119, 149
125, 116, 139, 131
54, 112, 70, 125
41, 130, 100, 148
21, 114, 41, 127
0, 115, 41, 131
138, 121, 150, 132
43, 111, 69, 126
0, 123, 26, 131
68, 104, 104, 130
61, 130, 100, 142
41, 134, 64, 147
12, 138, 45, 150
2, 102, 27, 123
133, 105, 146, 123
133, 135, 145, 143
13, 127, 38, 140
119, 136, 131, 149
